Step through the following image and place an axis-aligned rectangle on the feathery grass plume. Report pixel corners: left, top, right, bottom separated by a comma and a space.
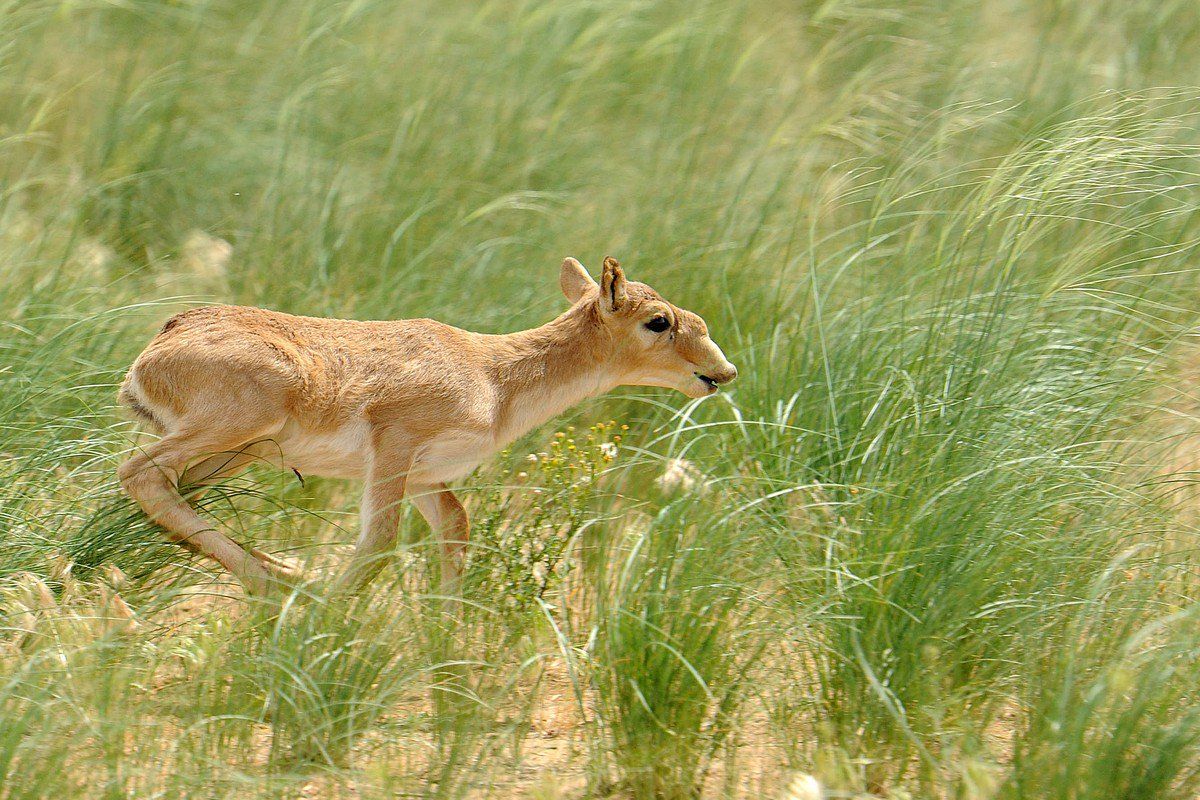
179, 229, 233, 283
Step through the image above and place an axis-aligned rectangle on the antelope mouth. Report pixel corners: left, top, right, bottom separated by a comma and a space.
695, 373, 720, 391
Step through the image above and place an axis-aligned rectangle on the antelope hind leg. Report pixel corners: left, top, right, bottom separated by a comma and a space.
178, 443, 304, 583
118, 432, 278, 594
409, 482, 469, 592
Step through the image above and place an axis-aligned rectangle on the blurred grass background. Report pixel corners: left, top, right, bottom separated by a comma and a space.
3, 0, 1200, 797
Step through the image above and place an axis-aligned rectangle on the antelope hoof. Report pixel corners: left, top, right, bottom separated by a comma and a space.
250, 549, 304, 582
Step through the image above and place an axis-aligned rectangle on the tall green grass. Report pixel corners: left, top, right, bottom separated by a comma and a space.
3, 0, 1200, 797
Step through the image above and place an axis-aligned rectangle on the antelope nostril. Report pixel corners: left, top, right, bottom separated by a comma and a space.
707, 365, 737, 385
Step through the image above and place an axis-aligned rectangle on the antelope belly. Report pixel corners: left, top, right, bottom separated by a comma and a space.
276, 419, 371, 479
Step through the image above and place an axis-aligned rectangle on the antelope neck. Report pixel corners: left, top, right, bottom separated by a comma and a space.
489, 303, 616, 443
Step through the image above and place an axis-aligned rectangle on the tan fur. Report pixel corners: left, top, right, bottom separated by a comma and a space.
117, 257, 737, 594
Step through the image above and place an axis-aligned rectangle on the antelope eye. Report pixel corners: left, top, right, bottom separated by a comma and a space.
644, 316, 671, 333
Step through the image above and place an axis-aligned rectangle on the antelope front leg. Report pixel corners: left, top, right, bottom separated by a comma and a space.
336, 436, 412, 592
410, 482, 470, 592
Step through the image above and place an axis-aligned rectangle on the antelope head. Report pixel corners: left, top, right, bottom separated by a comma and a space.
560, 256, 737, 399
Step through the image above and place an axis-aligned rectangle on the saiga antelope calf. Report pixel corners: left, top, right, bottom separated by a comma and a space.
117, 257, 737, 594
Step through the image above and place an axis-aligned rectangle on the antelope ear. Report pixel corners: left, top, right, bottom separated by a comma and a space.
600, 256, 628, 312
560, 257, 597, 303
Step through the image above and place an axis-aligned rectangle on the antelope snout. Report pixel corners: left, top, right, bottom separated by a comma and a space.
693, 361, 738, 392
686, 337, 737, 396
712, 362, 738, 384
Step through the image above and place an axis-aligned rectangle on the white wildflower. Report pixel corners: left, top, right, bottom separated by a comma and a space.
780, 772, 822, 800
599, 442, 619, 459
655, 457, 709, 495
